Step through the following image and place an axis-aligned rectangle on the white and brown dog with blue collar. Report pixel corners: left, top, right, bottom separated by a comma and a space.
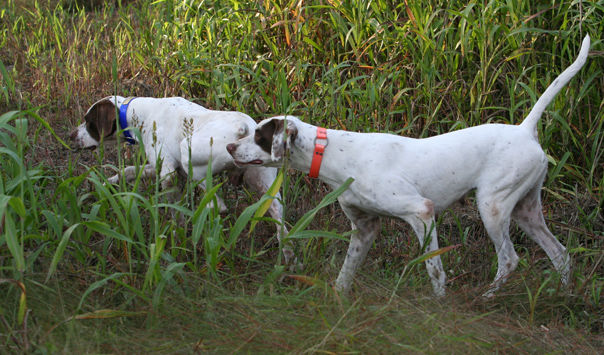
70, 96, 293, 262
227, 35, 590, 296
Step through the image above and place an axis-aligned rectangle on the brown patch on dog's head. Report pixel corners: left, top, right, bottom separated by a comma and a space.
254, 119, 276, 154
255, 117, 297, 161
84, 98, 117, 141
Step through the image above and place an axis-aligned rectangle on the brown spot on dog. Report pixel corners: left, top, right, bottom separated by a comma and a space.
419, 199, 435, 220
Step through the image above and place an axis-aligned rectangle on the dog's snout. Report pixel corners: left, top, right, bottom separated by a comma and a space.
226, 143, 236, 154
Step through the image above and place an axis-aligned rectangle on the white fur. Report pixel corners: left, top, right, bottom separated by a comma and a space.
227, 35, 590, 296
70, 96, 293, 263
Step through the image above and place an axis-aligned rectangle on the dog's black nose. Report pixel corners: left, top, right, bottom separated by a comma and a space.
226, 143, 236, 154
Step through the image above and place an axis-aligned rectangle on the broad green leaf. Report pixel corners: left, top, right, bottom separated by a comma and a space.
4, 215, 24, 272
0, 278, 27, 324
288, 177, 354, 235
46, 223, 81, 282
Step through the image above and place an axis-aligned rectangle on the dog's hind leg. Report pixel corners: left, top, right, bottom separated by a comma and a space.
476, 190, 519, 298
158, 158, 182, 201
512, 184, 571, 285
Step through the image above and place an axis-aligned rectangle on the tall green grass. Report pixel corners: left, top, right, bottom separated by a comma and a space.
0, 0, 603, 352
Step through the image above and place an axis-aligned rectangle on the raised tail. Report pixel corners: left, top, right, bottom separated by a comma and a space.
520, 34, 590, 131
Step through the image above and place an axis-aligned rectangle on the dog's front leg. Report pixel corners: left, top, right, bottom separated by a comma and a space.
335, 206, 381, 292
243, 166, 293, 264
107, 164, 156, 184
157, 159, 185, 224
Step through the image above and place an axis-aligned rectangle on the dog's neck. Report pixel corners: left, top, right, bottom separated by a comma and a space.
117, 97, 138, 144
288, 120, 354, 188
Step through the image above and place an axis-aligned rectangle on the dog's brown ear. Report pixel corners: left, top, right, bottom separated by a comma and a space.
84, 98, 117, 141
271, 118, 298, 161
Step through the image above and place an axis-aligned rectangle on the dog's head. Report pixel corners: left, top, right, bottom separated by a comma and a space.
226, 116, 298, 167
69, 96, 125, 149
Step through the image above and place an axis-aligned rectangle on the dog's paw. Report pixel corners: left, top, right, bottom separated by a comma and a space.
481, 289, 497, 299
288, 259, 304, 272
282, 249, 303, 272
106, 174, 120, 185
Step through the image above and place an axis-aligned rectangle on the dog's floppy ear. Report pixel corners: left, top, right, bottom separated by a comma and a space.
84, 98, 117, 141
271, 117, 298, 161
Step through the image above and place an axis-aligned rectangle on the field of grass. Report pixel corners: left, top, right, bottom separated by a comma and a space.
0, 0, 603, 353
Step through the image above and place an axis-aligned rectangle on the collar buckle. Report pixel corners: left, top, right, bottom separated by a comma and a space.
313, 128, 328, 148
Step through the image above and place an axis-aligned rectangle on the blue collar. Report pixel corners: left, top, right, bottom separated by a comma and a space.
119, 97, 138, 145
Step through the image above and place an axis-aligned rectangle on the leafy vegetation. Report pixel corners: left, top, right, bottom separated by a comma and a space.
0, 0, 603, 353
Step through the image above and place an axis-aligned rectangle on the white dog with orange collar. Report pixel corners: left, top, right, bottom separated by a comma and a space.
226, 35, 590, 296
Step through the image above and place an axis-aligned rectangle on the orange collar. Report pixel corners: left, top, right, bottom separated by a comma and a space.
309, 127, 327, 178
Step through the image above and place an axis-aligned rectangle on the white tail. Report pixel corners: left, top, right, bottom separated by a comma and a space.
520, 35, 590, 131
